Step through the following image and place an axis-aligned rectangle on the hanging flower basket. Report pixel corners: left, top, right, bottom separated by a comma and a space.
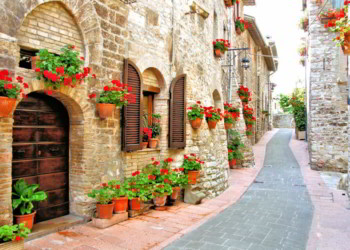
214, 49, 222, 57
96, 103, 115, 119
212, 40, 230, 58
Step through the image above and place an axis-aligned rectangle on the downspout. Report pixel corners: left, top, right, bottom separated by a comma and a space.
228, 7, 233, 103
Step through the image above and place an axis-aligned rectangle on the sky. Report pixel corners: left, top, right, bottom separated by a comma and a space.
245, 0, 306, 96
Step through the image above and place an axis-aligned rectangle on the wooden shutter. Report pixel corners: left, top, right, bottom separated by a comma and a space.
122, 59, 143, 152
169, 74, 186, 149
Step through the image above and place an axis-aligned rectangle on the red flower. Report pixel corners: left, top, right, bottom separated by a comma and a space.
148, 175, 156, 180
228, 149, 233, 153
16, 76, 23, 83
196, 101, 201, 104
104, 86, 110, 91
153, 161, 160, 166
132, 171, 140, 176
92, 74, 96, 79
15, 236, 21, 241
115, 185, 120, 189
160, 169, 169, 175
64, 77, 72, 86
165, 158, 173, 163
80, 57, 85, 61
46, 90, 53, 95
190, 153, 196, 157
56, 67, 65, 75
84, 67, 91, 74
187, 107, 193, 110
184, 155, 188, 159
128, 87, 132, 92
76, 74, 82, 80
88, 93, 96, 99
164, 179, 171, 184
179, 168, 184, 171
70, 45, 76, 49
101, 183, 107, 187
23, 82, 29, 89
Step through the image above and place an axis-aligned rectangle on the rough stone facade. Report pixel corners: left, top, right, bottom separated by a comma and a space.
273, 114, 295, 128
0, 0, 276, 225
307, 1, 348, 173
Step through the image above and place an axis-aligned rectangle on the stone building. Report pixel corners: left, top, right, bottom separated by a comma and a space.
306, 0, 348, 174
0, 0, 276, 228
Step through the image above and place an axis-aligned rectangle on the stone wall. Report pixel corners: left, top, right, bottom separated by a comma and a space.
273, 114, 295, 128
307, 1, 348, 173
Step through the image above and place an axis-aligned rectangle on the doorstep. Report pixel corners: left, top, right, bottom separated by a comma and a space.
25, 214, 87, 241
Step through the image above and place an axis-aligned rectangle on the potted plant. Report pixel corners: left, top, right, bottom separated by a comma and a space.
187, 101, 204, 129
88, 80, 135, 119
182, 154, 204, 185
299, 45, 307, 57
124, 171, 152, 211
212, 39, 230, 57
235, 17, 250, 35
319, 8, 344, 24
88, 185, 115, 219
224, 0, 239, 7
224, 111, 235, 130
149, 120, 161, 148
142, 127, 152, 149
224, 103, 240, 121
246, 130, 253, 139
289, 89, 307, 140
0, 223, 30, 250
299, 14, 309, 32
12, 179, 48, 230
152, 113, 161, 123
227, 130, 245, 169
107, 180, 128, 214
168, 167, 188, 200
204, 106, 222, 129
34, 45, 95, 90
0, 71, 28, 117
237, 85, 251, 104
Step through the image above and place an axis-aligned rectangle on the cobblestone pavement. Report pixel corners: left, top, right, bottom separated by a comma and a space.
165, 129, 313, 250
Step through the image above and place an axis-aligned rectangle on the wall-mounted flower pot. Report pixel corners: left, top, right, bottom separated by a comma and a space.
188, 170, 200, 185
236, 28, 242, 35
0, 240, 24, 250
0, 97, 16, 118
190, 118, 203, 129
207, 120, 217, 129
148, 138, 158, 148
229, 159, 237, 169
224, 123, 233, 130
170, 186, 181, 200
97, 103, 115, 119
342, 31, 350, 55
112, 197, 128, 214
214, 49, 222, 57
141, 142, 148, 149
96, 202, 114, 219
153, 194, 168, 207
31, 56, 38, 70
129, 198, 142, 211
14, 211, 36, 230
319, 17, 337, 24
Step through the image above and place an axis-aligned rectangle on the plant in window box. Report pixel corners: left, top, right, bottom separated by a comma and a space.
235, 17, 250, 35
224, 112, 235, 130
212, 40, 230, 57
0, 223, 30, 250
12, 179, 48, 230
204, 106, 222, 129
237, 85, 251, 104
224, 0, 239, 8
149, 122, 161, 148
124, 171, 153, 211
187, 101, 204, 129
107, 180, 128, 214
0, 71, 29, 117
89, 80, 135, 119
182, 154, 204, 185
34, 45, 95, 92
87, 185, 115, 219
142, 127, 152, 149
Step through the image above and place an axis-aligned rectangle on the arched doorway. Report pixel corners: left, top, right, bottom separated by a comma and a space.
12, 93, 69, 223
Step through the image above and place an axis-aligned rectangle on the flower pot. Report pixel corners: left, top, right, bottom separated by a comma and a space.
97, 103, 115, 119
214, 49, 222, 57
342, 31, 350, 55
190, 118, 203, 129
170, 187, 181, 200
236, 28, 242, 35
188, 170, 200, 185
141, 142, 148, 149
0, 97, 16, 118
153, 194, 168, 207
112, 197, 128, 213
96, 202, 114, 219
14, 211, 36, 230
0, 240, 24, 250
224, 123, 233, 130
207, 120, 217, 129
129, 198, 142, 211
31, 56, 38, 70
229, 159, 237, 168
148, 138, 158, 148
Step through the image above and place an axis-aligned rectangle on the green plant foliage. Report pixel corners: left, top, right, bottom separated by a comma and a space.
289, 88, 306, 131
12, 179, 48, 215
87, 186, 114, 205
187, 102, 204, 120
124, 172, 153, 201
279, 94, 293, 114
182, 154, 204, 173
227, 130, 245, 160
0, 223, 30, 242
107, 180, 126, 198
150, 123, 161, 138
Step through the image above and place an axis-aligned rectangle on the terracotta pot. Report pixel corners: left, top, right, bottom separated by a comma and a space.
0, 97, 16, 118
153, 194, 167, 207
112, 197, 128, 213
152, 117, 160, 124
97, 103, 115, 119
14, 211, 36, 230
342, 31, 350, 55
229, 159, 237, 168
148, 138, 158, 148
129, 198, 142, 211
141, 142, 148, 149
190, 118, 203, 129
188, 170, 200, 185
224, 123, 233, 130
170, 187, 181, 200
214, 49, 221, 57
31, 56, 38, 70
236, 28, 242, 35
0, 240, 24, 250
96, 202, 114, 219
207, 120, 217, 129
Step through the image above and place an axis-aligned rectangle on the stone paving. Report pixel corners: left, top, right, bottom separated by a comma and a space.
166, 129, 314, 250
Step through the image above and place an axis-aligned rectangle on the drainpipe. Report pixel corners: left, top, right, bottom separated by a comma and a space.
228, 8, 233, 103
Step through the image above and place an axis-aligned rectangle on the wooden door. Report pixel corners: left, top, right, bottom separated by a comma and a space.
12, 93, 69, 223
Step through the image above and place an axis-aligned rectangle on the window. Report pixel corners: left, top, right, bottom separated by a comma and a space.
19, 48, 38, 69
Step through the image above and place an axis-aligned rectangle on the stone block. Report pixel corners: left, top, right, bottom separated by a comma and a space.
91, 212, 128, 229
184, 185, 206, 205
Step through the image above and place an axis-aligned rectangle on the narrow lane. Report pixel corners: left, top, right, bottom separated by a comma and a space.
166, 129, 313, 250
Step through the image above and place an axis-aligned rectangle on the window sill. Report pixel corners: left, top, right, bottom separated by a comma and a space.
139, 148, 161, 152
